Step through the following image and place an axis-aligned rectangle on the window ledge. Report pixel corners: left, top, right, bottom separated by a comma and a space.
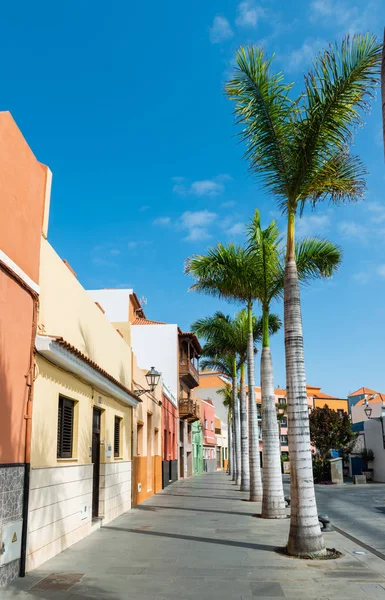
114, 457, 124, 460
57, 458, 79, 462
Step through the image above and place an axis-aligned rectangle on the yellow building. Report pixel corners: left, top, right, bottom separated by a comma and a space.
85, 290, 163, 506
29, 239, 139, 571
312, 390, 348, 414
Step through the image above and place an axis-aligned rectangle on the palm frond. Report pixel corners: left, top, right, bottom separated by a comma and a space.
295, 237, 342, 281
226, 46, 294, 202
299, 150, 367, 209
293, 34, 381, 203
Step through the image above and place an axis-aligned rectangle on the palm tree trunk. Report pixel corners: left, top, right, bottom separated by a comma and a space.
232, 358, 241, 486
240, 362, 250, 491
381, 29, 385, 157
261, 306, 286, 518
227, 412, 232, 475
284, 211, 325, 556
247, 300, 263, 502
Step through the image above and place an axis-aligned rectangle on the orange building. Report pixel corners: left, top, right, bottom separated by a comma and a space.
0, 112, 50, 586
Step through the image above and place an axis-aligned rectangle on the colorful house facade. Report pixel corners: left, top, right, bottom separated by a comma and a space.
30, 240, 139, 571
0, 112, 50, 586
162, 384, 179, 487
201, 399, 217, 473
86, 290, 163, 505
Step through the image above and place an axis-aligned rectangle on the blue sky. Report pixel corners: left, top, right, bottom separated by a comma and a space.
3, 1, 385, 397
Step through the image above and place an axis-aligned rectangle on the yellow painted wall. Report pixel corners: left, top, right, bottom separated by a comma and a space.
314, 398, 348, 412
38, 238, 132, 387
32, 355, 132, 468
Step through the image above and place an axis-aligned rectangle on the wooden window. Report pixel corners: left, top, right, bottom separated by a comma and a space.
57, 397, 74, 458
114, 416, 122, 457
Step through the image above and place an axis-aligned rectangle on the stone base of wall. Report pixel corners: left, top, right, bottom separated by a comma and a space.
27, 464, 93, 572
132, 456, 162, 506
0, 465, 25, 588
99, 461, 131, 525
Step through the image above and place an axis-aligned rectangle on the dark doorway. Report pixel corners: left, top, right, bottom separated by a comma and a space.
92, 408, 101, 518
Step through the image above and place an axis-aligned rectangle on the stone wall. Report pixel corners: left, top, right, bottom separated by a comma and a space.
0, 465, 24, 587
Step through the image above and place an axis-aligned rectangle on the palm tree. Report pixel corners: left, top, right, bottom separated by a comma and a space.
192, 310, 280, 492
194, 314, 242, 486
247, 209, 341, 519
226, 37, 381, 555
201, 356, 235, 479
217, 383, 233, 474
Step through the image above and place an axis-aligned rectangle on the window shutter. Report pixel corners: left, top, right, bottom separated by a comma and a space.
57, 397, 74, 458
114, 417, 121, 457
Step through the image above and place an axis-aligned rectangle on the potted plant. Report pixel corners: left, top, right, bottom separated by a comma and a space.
361, 448, 375, 481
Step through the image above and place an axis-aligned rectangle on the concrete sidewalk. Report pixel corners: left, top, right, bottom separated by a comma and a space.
4, 472, 385, 599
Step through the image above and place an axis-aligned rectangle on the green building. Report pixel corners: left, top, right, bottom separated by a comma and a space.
192, 421, 203, 474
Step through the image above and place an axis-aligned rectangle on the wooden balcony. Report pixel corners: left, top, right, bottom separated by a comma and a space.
179, 398, 200, 423
179, 358, 199, 389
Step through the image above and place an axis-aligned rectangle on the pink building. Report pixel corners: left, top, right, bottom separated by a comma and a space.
201, 398, 216, 473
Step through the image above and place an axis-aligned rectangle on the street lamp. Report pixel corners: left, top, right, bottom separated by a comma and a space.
134, 366, 161, 396
364, 400, 372, 419
364, 399, 385, 449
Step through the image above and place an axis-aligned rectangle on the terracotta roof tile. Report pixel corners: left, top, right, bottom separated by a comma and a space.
349, 387, 378, 397
132, 317, 166, 325
41, 336, 141, 402
357, 393, 385, 406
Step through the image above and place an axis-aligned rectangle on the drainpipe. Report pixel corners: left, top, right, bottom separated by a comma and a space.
0, 263, 39, 578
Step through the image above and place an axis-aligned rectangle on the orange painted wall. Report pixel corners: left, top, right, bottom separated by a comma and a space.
314, 398, 348, 412
0, 112, 48, 467
0, 112, 47, 283
132, 455, 162, 506
0, 273, 35, 464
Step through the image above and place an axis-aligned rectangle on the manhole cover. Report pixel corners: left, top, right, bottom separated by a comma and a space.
134, 525, 153, 530
31, 573, 84, 591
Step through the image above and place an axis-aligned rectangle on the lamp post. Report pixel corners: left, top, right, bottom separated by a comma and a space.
134, 366, 161, 397
364, 399, 385, 449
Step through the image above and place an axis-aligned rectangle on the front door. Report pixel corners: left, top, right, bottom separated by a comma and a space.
92, 408, 101, 518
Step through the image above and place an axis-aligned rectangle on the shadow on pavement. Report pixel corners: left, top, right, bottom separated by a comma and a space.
104, 526, 277, 552
134, 504, 256, 518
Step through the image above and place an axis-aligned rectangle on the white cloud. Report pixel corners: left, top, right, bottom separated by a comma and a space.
139, 205, 149, 212
309, 0, 379, 35
353, 272, 369, 285
190, 180, 224, 196
236, 1, 264, 27
172, 175, 230, 197
109, 248, 121, 255
209, 16, 233, 44
338, 221, 368, 241
153, 217, 171, 226
180, 210, 217, 242
227, 222, 245, 236
287, 38, 327, 72
377, 265, 385, 278
366, 202, 385, 222
221, 200, 237, 208
296, 214, 330, 237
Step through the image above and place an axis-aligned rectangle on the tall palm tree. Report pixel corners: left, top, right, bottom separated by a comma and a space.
194, 314, 242, 485
187, 247, 265, 501
192, 311, 280, 492
226, 36, 381, 555
217, 383, 233, 474
201, 356, 235, 478
247, 209, 341, 518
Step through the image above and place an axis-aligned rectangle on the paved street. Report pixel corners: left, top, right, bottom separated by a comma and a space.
4, 472, 385, 600
283, 475, 385, 554
315, 482, 385, 553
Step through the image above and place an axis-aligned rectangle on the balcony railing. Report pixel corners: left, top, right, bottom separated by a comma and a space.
179, 358, 199, 389
179, 398, 200, 422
